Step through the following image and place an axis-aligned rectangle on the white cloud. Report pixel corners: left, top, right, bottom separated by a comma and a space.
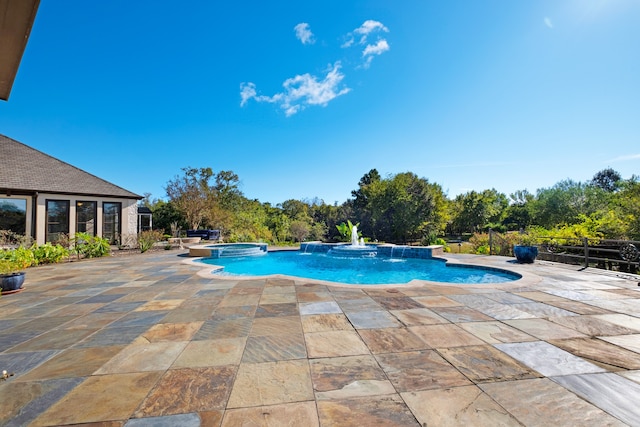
342, 20, 390, 67
362, 39, 390, 68
544, 17, 553, 28
239, 62, 351, 116
607, 153, 640, 162
294, 22, 315, 45
354, 20, 389, 44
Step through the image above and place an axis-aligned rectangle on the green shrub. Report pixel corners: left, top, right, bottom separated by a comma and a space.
72, 233, 111, 258
0, 259, 25, 274
31, 243, 69, 264
476, 244, 490, 255
0, 247, 35, 270
138, 230, 164, 253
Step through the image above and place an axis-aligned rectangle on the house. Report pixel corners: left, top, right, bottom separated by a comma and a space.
0, 134, 143, 245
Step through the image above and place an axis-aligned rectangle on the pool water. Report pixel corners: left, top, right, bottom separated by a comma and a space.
198, 251, 520, 285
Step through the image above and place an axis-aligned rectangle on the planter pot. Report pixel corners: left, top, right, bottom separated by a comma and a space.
514, 245, 538, 264
1, 272, 26, 292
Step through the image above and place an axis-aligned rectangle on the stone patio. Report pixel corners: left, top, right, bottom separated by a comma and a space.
1, 250, 640, 426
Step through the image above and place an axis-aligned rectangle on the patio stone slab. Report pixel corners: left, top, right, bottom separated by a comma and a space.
439, 345, 541, 383
548, 315, 639, 336
0, 350, 59, 378
60, 311, 123, 329
310, 355, 394, 399
509, 302, 578, 318
6, 328, 98, 352
598, 334, 640, 353
0, 377, 85, 427
409, 324, 485, 348
106, 311, 169, 329
250, 315, 303, 336
373, 296, 425, 310
549, 337, 640, 370
296, 291, 334, 303
135, 321, 202, 343
222, 402, 319, 426
242, 333, 307, 363
481, 378, 626, 427
210, 304, 257, 320
618, 370, 640, 384
259, 292, 297, 304
309, 354, 387, 393
390, 307, 449, 325
551, 372, 640, 426
72, 325, 149, 348
358, 327, 429, 354
172, 337, 246, 368
133, 366, 236, 417
431, 306, 494, 322
412, 295, 463, 307
305, 330, 370, 358
345, 310, 402, 329
299, 301, 342, 315
192, 318, 252, 340
336, 297, 382, 313
301, 313, 353, 332
227, 360, 314, 408
18, 345, 125, 381
159, 306, 213, 323
494, 341, 606, 376
94, 341, 188, 374
458, 321, 537, 344
504, 318, 588, 340
375, 350, 472, 392
255, 302, 298, 317
30, 372, 161, 426
593, 313, 640, 331
125, 413, 201, 427
402, 385, 521, 426
317, 395, 421, 427
545, 299, 615, 315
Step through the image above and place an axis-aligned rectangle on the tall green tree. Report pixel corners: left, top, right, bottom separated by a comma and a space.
449, 189, 508, 234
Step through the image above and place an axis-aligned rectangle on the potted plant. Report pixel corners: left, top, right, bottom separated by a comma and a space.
0, 247, 33, 293
513, 233, 538, 263
0, 259, 27, 292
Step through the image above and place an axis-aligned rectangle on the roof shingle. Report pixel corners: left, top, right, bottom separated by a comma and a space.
0, 134, 142, 199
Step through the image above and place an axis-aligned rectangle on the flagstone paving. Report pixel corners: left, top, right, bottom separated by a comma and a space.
1, 251, 640, 426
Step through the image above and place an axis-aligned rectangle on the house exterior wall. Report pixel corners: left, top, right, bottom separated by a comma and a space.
33, 193, 138, 245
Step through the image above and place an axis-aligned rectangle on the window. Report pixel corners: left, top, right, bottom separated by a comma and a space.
103, 202, 121, 244
76, 201, 97, 235
0, 198, 27, 234
46, 200, 70, 243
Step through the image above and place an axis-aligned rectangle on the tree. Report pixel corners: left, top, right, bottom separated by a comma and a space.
351, 172, 447, 243
165, 167, 214, 230
290, 220, 311, 242
590, 168, 622, 192
449, 189, 508, 234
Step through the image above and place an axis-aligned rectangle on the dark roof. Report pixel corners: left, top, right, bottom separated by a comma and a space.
0, 134, 142, 199
0, 0, 40, 101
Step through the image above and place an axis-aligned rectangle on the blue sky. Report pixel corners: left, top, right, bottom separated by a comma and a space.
1, 0, 639, 205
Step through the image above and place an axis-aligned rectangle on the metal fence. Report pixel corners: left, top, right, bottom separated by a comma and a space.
488, 230, 640, 274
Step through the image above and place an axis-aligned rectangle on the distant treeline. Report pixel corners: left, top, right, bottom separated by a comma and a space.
143, 167, 639, 244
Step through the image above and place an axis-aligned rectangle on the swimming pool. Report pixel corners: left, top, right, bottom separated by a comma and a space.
197, 251, 520, 285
